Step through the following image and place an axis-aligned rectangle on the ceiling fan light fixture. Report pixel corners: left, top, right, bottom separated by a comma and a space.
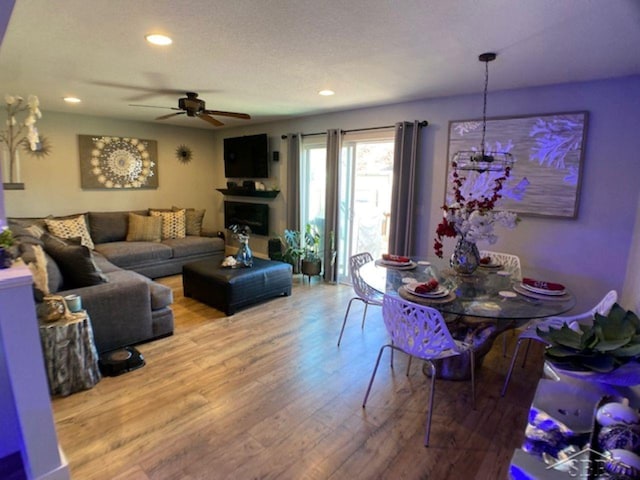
145, 34, 172, 46
318, 89, 335, 96
63, 96, 81, 104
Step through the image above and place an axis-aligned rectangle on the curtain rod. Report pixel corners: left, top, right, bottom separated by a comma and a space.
280, 121, 428, 139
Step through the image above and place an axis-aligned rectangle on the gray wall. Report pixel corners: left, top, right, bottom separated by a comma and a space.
212, 75, 640, 314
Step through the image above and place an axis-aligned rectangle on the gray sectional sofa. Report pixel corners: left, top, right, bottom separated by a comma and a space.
10, 209, 225, 353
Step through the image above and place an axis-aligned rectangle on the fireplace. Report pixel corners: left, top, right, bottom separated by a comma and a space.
224, 201, 269, 236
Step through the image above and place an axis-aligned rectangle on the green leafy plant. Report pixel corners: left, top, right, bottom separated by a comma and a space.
282, 229, 304, 267
302, 223, 321, 262
0, 227, 14, 248
538, 303, 640, 373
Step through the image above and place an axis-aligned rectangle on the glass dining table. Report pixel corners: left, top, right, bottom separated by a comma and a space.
359, 257, 576, 379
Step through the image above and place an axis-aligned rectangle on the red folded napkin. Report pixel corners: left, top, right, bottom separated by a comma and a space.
415, 279, 439, 294
522, 277, 566, 292
382, 253, 410, 263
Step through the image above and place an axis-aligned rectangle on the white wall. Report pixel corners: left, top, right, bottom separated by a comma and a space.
2, 76, 639, 314
622, 193, 640, 313
3, 112, 220, 230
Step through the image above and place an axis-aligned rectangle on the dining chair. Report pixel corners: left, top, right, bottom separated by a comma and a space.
478, 250, 522, 280
362, 294, 475, 446
336, 252, 384, 346
501, 289, 618, 396
479, 250, 522, 355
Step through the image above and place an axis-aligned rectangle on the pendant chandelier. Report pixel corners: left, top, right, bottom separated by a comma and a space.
453, 52, 514, 172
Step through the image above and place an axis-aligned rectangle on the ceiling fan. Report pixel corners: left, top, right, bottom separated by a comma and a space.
129, 92, 251, 126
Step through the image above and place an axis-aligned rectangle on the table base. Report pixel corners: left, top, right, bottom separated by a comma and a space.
423, 314, 516, 380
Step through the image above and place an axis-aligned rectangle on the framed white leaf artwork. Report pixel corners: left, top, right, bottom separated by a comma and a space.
446, 111, 588, 218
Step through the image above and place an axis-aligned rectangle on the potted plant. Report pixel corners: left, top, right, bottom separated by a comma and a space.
0, 226, 14, 269
537, 303, 640, 385
282, 228, 304, 273
301, 223, 322, 279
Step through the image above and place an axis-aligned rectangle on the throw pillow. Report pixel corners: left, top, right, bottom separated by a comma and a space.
150, 209, 186, 239
22, 244, 64, 301
45, 214, 95, 250
126, 213, 162, 242
172, 206, 206, 236
42, 233, 108, 289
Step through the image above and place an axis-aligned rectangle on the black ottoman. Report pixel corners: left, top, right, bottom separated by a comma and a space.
182, 257, 293, 315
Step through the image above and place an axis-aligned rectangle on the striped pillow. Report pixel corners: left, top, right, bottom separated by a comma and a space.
149, 209, 186, 240
126, 213, 162, 242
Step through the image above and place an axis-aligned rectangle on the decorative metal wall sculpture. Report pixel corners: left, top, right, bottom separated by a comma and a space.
446, 111, 588, 218
78, 135, 158, 189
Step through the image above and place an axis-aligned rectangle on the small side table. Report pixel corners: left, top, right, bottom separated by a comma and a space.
38, 311, 101, 396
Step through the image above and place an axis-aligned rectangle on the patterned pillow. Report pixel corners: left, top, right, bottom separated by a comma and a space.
44, 214, 95, 250
149, 209, 186, 240
172, 206, 206, 236
126, 213, 162, 242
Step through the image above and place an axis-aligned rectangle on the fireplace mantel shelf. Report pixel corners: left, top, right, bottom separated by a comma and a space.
216, 188, 280, 199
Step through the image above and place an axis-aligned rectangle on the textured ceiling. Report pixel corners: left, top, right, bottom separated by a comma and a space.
1, 0, 639, 129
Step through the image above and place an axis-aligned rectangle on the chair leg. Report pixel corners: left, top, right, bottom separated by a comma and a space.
406, 356, 413, 376
469, 350, 475, 409
424, 361, 437, 447
361, 302, 369, 329
521, 339, 532, 368
337, 297, 364, 346
362, 345, 390, 407
501, 338, 525, 397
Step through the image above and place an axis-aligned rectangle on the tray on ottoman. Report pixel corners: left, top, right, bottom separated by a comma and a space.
182, 257, 292, 315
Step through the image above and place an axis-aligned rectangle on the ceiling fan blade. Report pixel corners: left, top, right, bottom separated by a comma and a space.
156, 112, 186, 120
203, 110, 251, 120
130, 104, 182, 110
198, 114, 224, 127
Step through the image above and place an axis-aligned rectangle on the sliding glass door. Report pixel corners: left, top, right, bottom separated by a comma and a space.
337, 130, 394, 283
301, 130, 394, 284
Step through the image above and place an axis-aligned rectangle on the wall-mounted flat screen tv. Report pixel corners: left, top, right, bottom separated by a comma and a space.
223, 133, 269, 178
224, 201, 269, 236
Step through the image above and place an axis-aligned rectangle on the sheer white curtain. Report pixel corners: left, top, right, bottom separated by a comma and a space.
388, 121, 422, 256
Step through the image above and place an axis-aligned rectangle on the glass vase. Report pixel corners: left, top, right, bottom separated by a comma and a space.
450, 237, 480, 275
1, 144, 22, 186
236, 237, 253, 267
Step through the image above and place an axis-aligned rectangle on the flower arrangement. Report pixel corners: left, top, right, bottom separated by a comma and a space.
434, 161, 518, 258
0, 94, 41, 183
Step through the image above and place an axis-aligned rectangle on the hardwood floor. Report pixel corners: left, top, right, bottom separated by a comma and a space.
51, 275, 545, 479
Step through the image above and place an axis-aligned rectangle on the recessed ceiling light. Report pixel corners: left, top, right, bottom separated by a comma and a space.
145, 34, 172, 46
63, 97, 81, 103
318, 89, 335, 96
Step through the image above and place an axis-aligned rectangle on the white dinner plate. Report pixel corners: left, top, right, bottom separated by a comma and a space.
379, 258, 412, 267
374, 259, 417, 270
404, 283, 449, 298
479, 262, 502, 269
521, 283, 566, 296
513, 284, 570, 301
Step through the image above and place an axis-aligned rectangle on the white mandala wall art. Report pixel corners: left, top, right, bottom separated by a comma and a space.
78, 135, 158, 189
